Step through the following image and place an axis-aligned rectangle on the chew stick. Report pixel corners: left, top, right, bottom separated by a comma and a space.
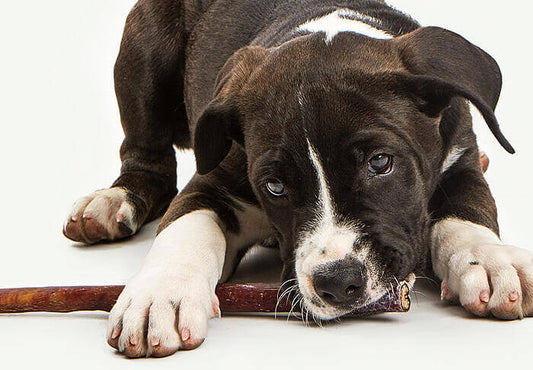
0, 151, 484, 316
0, 282, 410, 315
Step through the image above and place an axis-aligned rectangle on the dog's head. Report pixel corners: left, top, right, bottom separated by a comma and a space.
193, 27, 513, 319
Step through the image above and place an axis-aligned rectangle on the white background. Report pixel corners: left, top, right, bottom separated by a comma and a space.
0, 0, 532, 369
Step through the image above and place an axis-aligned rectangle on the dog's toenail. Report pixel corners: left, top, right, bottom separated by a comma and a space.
83, 212, 93, 219
111, 328, 121, 339
181, 328, 191, 342
71, 216, 78, 222
150, 338, 160, 347
116, 214, 125, 223
440, 281, 450, 300
480, 291, 489, 303
129, 337, 137, 346
212, 300, 220, 317
509, 292, 519, 302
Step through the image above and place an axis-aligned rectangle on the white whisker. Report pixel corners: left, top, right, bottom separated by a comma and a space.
276, 281, 298, 319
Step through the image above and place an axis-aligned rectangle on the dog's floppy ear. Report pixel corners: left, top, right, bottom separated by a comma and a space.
193, 101, 241, 175
394, 26, 514, 153
194, 46, 270, 175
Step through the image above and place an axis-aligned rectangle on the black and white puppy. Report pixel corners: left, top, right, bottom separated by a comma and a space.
63, 0, 533, 358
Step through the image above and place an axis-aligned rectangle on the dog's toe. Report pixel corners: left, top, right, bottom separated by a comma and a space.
63, 187, 137, 244
457, 266, 490, 317
177, 299, 209, 350
146, 302, 181, 357
514, 261, 533, 315
487, 267, 523, 319
117, 301, 151, 357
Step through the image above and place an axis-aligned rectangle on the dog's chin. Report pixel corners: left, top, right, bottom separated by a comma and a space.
301, 297, 352, 320
299, 285, 392, 321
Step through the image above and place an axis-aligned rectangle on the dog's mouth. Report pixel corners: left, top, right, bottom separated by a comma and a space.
294, 270, 391, 321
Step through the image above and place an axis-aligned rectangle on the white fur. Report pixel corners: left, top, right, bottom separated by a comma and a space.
64, 187, 138, 239
431, 218, 533, 319
307, 139, 335, 225
441, 146, 467, 173
296, 9, 393, 44
107, 210, 226, 357
300, 139, 356, 267
107, 202, 274, 356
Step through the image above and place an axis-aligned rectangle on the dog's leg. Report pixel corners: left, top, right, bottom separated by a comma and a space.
64, 0, 199, 244
430, 150, 533, 319
106, 170, 272, 357
107, 209, 223, 357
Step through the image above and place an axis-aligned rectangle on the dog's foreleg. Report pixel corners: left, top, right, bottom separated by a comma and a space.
63, 0, 202, 244
430, 151, 533, 319
106, 163, 273, 357
106, 210, 226, 358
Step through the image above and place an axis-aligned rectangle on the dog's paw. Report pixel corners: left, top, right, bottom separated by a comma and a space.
106, 273, 219, 358
441, 244, 533, 319
63, 187, 138, 244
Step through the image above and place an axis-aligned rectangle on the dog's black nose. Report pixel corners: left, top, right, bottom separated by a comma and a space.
312, 258, 367, 305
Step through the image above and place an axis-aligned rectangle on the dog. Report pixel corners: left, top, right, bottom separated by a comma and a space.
63, 0, 533, 358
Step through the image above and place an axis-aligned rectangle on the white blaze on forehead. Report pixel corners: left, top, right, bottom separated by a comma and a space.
294, 140, 388, 319
298, 139, 362, 272
307, 139, 335, 224
296, 8, 394, 44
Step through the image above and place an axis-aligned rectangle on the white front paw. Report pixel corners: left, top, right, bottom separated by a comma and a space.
106, 272, 220, 357
441, 243, 533, 319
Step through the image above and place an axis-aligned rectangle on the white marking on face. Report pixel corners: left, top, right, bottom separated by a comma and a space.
441, 146, 467, 173
294, 140, 383, 319
296, 8, 394, 44
306, 139, 335, 224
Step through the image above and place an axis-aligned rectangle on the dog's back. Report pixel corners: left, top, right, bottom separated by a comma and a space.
185, 0, 419, 124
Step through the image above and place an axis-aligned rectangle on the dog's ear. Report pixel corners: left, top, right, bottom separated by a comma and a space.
393, 27, 514, 153
194, 46, 270, 175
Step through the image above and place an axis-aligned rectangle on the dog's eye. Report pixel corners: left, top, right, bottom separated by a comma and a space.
266, 180, 286, 197
368, 154, 393, 175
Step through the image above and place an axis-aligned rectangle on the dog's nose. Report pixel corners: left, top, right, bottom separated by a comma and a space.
312, 258, 367, 305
